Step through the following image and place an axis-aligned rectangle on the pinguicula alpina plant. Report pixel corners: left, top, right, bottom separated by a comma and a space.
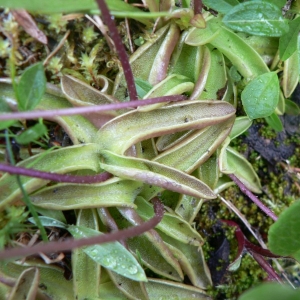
0, 0, 300, 299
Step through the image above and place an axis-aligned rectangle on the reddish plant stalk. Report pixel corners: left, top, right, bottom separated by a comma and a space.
0, 95, 186, 121
228, 174, 278, 221
194, 0, 203, 15
95, 0, 138, 101
0, 164, 112, 183
0, 198, 164, 260
222, 220, 282, 283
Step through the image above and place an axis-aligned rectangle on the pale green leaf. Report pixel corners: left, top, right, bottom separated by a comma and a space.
68, 225, 147, 282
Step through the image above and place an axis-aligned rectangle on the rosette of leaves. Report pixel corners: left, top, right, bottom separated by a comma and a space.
0, 0, 300, 299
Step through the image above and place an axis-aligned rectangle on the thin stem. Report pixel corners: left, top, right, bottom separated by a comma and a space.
5, 132, 48, 242
229, 174, 278, 221
95, 0, 138, 101
0, 198, 164, 260
249, 250, 282, 283
194, 0, 203, 15
0, 163, 112, 184
0, 95, 186, 121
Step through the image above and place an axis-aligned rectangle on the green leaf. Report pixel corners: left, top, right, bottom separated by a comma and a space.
268, 200, 300, 261
16, 63, 46, 111
223, 1, 289, 37
203, 0, 239, 14
265, 113, 283, 132
7, 268, 40, 300
239, 283, 300, 300
96, 100, 236, 155
185, 17, 222, 46
0, 98, 16, 130
15, 123, 47, 145
134, 78, 153, 98
28, 216, 67, 229
241, 72, 279, 119
282, 49, 299, 98
220, 146, 262, 193
285, 99, 300, 115
229, 116, 253, 140
0, 144, 101, 209
279, 17, 300, 61
68, 225, 147, 282
263, 0, 286, 8
30, 178, 141, 210
0, 0, 163, 24
209, 25, 269, 80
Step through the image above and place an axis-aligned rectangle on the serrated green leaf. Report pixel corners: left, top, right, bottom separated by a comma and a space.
68, 225, 147, 282
16, 63, 46, 111
241, 72, 279, 119
268, 200, 300, 261
223, 1, 289, 37
279, 17, 300, 61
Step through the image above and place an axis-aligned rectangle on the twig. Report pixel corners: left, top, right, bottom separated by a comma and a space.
43, 30, 70, 66
95, 0, 138, 100
228, 174, 278, 221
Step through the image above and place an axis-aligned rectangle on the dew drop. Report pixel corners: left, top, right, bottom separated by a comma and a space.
102, 255, 117, 268
127, 265, 138, 275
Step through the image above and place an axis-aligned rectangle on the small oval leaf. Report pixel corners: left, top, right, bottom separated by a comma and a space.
17, 62, 46, 111
223, 1, 289, 37
241, 72, 279, 119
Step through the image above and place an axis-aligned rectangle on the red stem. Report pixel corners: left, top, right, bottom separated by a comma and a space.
0, 163, 112, 183
0, 198, 164, 260
95, 0, 138, 101
0, 95, 186, 121
229, 174, 278, 221
194, 0, 203, 15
